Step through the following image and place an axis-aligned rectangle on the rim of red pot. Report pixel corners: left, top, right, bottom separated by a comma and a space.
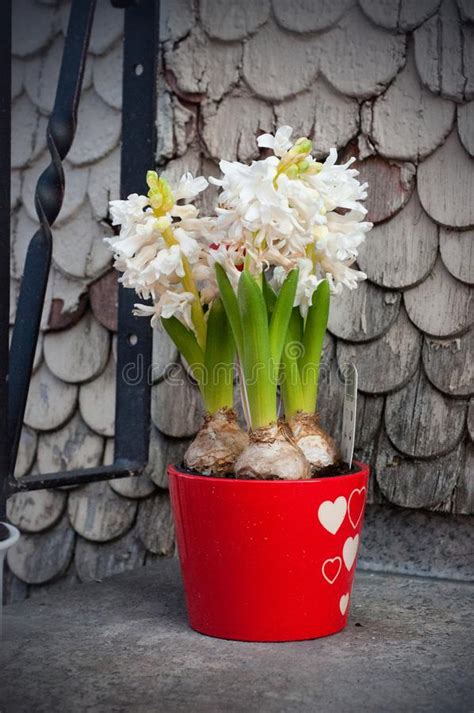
168, 460, 369, 486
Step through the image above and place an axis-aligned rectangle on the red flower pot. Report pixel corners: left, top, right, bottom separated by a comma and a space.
168, 462, 369, 642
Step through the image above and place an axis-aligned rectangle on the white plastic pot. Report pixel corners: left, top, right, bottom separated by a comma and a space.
0, 522, 20, 635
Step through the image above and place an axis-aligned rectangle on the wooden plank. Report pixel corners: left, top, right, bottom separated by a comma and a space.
328, 280, 401, 343
75, 526, 146, 583
417, 130, 474, 229
7, 513, 75, 585
358, 191, 438, 289
44, 311, 110, 384
24, 363, 77, 431
423, 330, 474, 397
385, 368, 467, 458
136, 491, 175, 555
375, 428, 463, 510
337, 306, 422, 394
403, 256, 473, 337
68, 481, 137, 543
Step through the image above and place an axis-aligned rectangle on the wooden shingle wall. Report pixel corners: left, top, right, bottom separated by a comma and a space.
6, 0, 473, 599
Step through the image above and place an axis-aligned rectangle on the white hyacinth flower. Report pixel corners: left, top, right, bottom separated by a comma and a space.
257, 125, 293, 157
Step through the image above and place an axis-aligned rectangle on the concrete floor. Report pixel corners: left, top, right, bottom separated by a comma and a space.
1, 560, 472, 713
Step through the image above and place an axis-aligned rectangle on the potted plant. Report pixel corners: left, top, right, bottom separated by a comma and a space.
107, 127, 372, 641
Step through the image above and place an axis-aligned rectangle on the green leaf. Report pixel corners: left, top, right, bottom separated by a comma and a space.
203, 297, 235, 413
238, 270, 276, 428
269, 268, 299, 370
262, 271, 277, 322
300, 279, 330, 413
161, 316, 204, 385
215, 264, 244, 359
280, 307, 304, 419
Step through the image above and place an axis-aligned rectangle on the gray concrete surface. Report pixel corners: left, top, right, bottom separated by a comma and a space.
1, 559, 473, 713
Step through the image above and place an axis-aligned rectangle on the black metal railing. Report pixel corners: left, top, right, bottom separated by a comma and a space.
0, 0, 158, 523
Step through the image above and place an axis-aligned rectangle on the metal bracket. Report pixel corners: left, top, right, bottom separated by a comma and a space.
2, 0, 158, 501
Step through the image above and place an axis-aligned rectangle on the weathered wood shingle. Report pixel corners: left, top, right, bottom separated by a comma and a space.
403, 257, 473, 337
337, 306, 422, 394
385, 369, 467, 458
358, 191, 438, 289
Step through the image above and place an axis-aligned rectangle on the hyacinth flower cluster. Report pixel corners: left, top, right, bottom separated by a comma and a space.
106, 127, 372, 479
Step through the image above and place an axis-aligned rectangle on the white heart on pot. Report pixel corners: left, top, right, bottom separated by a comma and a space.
317, 496, 347, 535
342, 534, 359, 571
322, 556, 342, 585
339, 593, 350, 615
348, 487, 366, 529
